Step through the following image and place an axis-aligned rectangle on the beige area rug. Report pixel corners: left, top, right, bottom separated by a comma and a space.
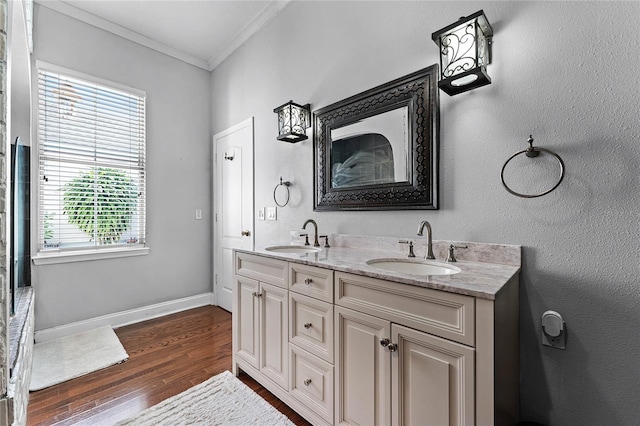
30, 325, 128, 391
117, 370, 294, 425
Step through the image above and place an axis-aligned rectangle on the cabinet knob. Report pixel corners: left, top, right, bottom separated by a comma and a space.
304, 378, 312, 386
241, 230, 250, 236
304, 278, 313, 285
252, 291, 262, 298
380, 338, 397, 352
304, 322, 312, 329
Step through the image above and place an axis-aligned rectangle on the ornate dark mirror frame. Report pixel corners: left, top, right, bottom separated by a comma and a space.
313, 65, 440, 211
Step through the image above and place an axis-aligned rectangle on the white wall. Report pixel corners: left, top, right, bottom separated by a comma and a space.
210, 2, 640, 425
31, 5, 212, 330
9, 0, 31, 148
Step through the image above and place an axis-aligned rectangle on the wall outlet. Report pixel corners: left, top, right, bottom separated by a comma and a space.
195, 209, 202, 220
541, 310, 566, 350
266, 206, 277, 221
258, 207, 265, 220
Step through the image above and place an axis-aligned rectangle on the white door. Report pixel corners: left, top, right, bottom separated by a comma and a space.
335, 306, 391, 426
391, 324, 475, 426
235, 276, 259, 368
213, 117, 254, 312
259, 282, 289, 390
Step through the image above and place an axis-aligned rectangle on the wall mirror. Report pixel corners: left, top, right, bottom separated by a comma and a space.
314, 65, 439, 211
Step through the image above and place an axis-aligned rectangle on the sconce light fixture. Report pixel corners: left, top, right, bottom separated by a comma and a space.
274, 100, 311, 143
431, 10, 493, 96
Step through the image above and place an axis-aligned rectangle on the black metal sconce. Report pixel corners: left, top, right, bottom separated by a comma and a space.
431, 10, 493, 96
274, 100, 311, 143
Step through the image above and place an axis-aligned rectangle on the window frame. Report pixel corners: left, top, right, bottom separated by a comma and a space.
32, 61, 149, 265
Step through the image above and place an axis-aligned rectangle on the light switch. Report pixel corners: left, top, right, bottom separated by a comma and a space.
266, 206, 277, 221
258, 208, 265, 221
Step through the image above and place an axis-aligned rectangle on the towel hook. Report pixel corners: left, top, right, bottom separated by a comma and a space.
501, 135, 565, 198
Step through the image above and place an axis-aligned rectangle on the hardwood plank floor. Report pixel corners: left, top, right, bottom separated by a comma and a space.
27, 306, 311, 426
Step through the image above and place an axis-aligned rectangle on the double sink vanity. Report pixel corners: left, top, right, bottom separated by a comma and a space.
231, 232, 521, 426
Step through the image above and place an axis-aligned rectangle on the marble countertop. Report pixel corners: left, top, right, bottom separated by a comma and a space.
237, 241, 521, 300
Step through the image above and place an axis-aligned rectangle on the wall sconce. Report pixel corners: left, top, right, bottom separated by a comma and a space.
431, 10, 493, 96
274, 100, 311, 143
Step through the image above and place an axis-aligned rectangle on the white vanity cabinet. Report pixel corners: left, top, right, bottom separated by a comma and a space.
233, 250, 519, 426
233, 253, 289, 390
334, 272, 476, 426
335, 305, 475, 426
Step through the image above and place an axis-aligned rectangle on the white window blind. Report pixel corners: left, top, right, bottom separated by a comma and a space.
37, 67, 146, 254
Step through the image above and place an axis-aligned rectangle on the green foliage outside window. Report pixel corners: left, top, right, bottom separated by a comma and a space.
63, 167, 138, 244
43, 212, 54, 242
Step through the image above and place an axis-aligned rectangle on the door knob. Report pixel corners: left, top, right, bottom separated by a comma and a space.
241, 230, 250, 236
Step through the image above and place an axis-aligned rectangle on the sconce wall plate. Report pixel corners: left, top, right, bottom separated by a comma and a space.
431, 10, 493, 96
274, 100, 311, 143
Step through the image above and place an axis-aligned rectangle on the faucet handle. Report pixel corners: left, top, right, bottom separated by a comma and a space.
399, 240, 416, 258
446, 244, 468, 262
301, 234, 310, 246
318, 235, 330, 248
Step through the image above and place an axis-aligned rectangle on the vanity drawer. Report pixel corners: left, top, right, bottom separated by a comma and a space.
335, 272, 475, 346
235, 252, 288, 288
289, 344, 334, 424
289, 292, 334, 363
289, 263, 334, 302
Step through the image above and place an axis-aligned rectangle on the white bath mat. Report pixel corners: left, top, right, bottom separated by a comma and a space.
116, 370, 294, 425
30, 325, 128, 391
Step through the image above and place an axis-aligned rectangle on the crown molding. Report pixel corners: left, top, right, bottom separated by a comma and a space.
207, 0, 291, 71
36, 0, 291, 72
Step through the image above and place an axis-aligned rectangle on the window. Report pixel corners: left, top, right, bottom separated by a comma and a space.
35, 64, 147, 263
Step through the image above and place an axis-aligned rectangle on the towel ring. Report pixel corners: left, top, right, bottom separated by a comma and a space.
273, 177, 291, 207
501, 135, 565, 198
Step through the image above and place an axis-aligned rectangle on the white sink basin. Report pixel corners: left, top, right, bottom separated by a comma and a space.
265, 245, 322, 254
366, 258, 461, 276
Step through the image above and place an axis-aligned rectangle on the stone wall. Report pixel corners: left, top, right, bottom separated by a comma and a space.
0, 1, 34, 425
0, 0, 9, 424
6, 290, 34, 426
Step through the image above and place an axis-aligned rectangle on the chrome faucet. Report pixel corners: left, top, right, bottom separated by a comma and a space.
302, 219, 320, 247
416, 220, 435, 259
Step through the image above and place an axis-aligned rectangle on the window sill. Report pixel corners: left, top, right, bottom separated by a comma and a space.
32, 246, 150, 265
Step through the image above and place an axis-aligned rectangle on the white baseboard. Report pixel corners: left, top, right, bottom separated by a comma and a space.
35, 293, 215, 343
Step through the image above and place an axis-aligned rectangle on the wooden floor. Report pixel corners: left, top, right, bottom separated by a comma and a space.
27, 306, 311, 426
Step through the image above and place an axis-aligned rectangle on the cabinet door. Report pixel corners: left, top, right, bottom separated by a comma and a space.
391, 324, 475, 426
259, 281, 289, 389
335, 306, 391, 426
236, 276, 259, 368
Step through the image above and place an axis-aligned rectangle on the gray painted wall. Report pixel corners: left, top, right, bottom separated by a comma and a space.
31, 5, 212, 330
210, 2, 640, 425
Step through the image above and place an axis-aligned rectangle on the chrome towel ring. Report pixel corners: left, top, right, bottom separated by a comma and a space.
501, 135, 565, 198
273, 177, 291, 207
